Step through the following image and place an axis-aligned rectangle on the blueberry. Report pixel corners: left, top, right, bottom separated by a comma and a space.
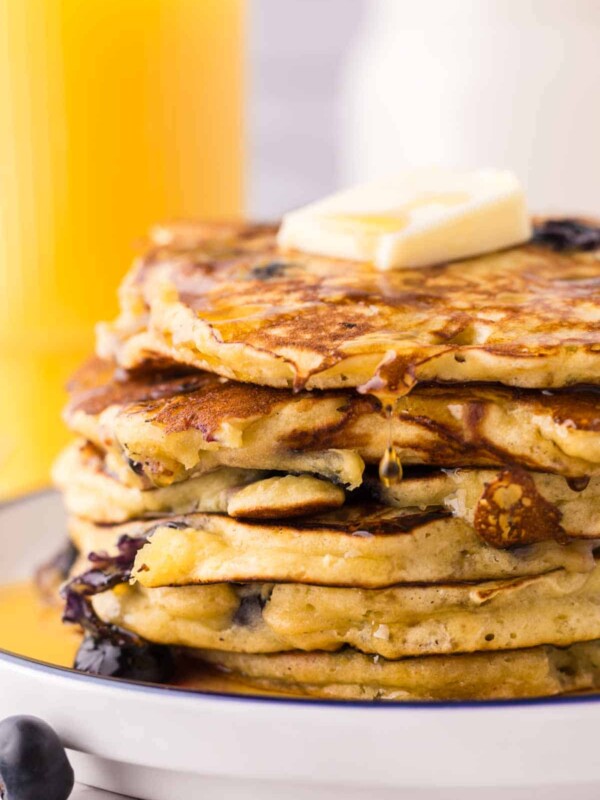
233, 594, 267, 627
249, 261, 290, 280
532, 218, 600, 252
0, 716, 74, 800
75, 635, 174, 684
126, 458, 146, 476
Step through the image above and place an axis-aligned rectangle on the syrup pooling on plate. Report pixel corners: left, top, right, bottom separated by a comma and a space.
0, 582, 79, 668
0, 580, 289, 696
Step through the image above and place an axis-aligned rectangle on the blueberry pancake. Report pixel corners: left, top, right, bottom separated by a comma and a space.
194, 641, 600, 701
53, 214, 600, 700
97, 219, 600, 392
67, 508, 599, 588
65, 358, 600, 490
91, 563, 600, 658
54, 440, 342, 524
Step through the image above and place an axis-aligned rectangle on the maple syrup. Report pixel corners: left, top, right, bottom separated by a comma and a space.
0, 581, 79, 667
377, 402, 403, 487
379, 445, 403, 487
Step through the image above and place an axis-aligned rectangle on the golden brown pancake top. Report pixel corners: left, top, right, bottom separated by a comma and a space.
98, 219, 600, 391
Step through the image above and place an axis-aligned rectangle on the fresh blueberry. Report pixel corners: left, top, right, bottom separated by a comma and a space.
0, 716, 74, 800
532, 218, 600, 252
75, 634, 174, 684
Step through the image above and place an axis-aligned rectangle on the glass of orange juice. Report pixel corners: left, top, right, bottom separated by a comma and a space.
0, 0, 244, 499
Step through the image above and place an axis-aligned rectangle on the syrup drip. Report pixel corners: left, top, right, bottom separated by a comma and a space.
378, 403, 403, 487
379, 445, 403, 487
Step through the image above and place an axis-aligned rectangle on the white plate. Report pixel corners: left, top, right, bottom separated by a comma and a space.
2, 492, 600, 800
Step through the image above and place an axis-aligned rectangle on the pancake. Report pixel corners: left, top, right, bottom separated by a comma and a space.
54, 440, 344, 523
54, 441, 260, 523
91, 561, 600, 658
60, 428, 600, 545
69, 505, 599, 588
65, 359, 600, 488
96, 219, 600, 392
65, 359, 364, 488
194, 641, 600, 701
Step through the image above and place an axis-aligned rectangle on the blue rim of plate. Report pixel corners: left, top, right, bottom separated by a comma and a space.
3, 488, 600, 711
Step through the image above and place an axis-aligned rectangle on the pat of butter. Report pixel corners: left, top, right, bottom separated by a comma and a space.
277, 168, 532, 270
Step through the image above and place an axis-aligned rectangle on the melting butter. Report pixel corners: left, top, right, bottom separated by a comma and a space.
277, 168, 532, 271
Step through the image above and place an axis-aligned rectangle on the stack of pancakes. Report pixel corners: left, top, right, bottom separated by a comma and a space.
55, 219, 600, 700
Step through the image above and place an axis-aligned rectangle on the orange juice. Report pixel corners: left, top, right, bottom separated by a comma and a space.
0, 0, 244, 498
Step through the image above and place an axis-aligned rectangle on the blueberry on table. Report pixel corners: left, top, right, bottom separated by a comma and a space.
0, 716, 74, 800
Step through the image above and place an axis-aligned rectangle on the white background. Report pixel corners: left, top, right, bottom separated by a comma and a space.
249, 0, 600, 218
